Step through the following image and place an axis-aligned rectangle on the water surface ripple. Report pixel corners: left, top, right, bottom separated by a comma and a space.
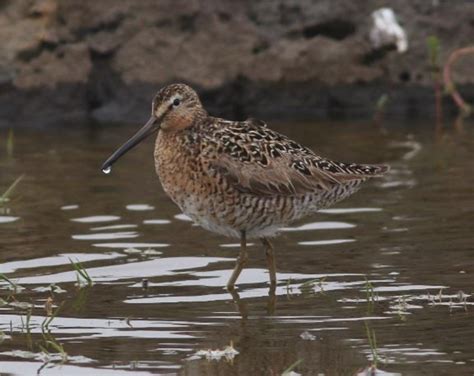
0, 121, 473, 375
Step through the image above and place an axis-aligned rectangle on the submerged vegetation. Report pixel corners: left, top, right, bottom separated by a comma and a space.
0, 274, 24, 295
364, 277, 381, 370
0, 276, 68, 365
69, 259, 93, 287
0, 175, 24, 208
282, 359, 303, 376
365, 321, 379, 369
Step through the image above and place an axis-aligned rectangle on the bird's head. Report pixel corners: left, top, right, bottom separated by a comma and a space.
152, 83, 205, 131
101, 83, 205, 173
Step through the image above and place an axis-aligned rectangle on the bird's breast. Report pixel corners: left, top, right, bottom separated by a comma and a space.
154, 132, 196, 198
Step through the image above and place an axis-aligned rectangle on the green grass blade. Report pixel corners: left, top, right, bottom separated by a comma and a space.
282, 359, 303, 375
0, 175, 24, 203
0, 274, 16, 287
69, 258, 92, 285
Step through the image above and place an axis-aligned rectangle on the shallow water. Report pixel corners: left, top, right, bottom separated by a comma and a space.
0, 119, 473, 375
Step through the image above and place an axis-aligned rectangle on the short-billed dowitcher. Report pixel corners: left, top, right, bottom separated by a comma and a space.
101, 83, 389, 290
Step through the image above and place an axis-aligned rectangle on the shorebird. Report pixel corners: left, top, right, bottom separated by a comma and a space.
101, 83, 389, 290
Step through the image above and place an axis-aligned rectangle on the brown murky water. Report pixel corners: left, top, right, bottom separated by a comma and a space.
0, 119, 473, 375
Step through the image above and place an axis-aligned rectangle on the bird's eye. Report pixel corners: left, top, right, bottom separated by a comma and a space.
172, 98, 181, 107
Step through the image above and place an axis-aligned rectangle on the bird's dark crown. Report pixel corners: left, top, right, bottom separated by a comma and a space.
152, 83, 202, 114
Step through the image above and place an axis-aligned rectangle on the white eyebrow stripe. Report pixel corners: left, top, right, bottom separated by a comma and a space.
169, 94, 183, 103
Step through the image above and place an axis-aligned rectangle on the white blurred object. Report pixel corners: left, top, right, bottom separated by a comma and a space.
300, 331, 317, 340
370, 8, 408, 53
193, 341, 239, 361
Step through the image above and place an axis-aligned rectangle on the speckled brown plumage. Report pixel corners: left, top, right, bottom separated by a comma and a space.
102, 83, 389, 289
154, 85, 388, 239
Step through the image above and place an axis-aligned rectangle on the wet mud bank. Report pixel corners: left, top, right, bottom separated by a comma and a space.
0, 0, 473, 127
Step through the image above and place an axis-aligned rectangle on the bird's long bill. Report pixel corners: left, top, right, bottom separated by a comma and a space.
101, 116, 159, 172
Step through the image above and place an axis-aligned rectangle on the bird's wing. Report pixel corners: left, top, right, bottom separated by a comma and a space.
204, 119, 388, 197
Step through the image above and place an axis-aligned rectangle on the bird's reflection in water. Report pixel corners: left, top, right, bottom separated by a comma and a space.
228, 284, 277, 318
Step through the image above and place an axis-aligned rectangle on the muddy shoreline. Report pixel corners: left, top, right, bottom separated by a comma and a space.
0, 0, 473, 127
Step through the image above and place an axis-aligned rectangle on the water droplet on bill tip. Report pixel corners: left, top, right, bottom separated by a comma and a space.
102, 166, 112, 174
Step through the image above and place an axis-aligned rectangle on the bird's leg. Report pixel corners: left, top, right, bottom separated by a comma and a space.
267, 283, 276, 315
261, 237, 277, 287
228, 287, 248, 319
226, 230, 248, 290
